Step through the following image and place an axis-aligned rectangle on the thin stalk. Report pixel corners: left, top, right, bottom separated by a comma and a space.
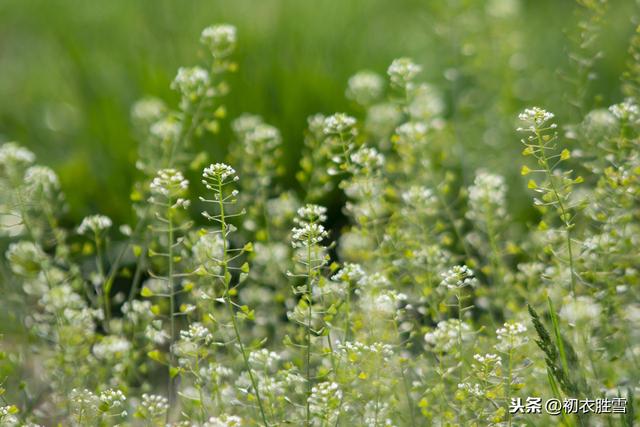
535, 131, 577, 297
305, 239, 313, 427
167, 201, 176, 414
216, 177, 269, 427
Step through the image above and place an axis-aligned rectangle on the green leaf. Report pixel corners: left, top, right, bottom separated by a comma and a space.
240, 262, 250, 274
141, 287, 154, 297
169, 366, 180, 378
132, 245, 142, 257
147, 350, 164, 364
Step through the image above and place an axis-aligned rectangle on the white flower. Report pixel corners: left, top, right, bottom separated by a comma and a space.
0, 142, 35, 172
131, 97, 166, 124
350, 146, 384, 170
609, 98, 640, 123
517, 107, 556, 131
77, 215, 112, 235
323, 113, 357, 135
495, 321, 528, 352
296, 204, 327, 223
150, 118, 182, 141
424, 319, 472, 352
559, 296, 602, 325
92, 336, 131, 360
402, 186, 438, 215
458, 382, 484, 397
201, 24, 237, 57
395, 121, 429, 145
440, 265, 478, 289
467, 170, 507, 223
308, 382, 342, 424
180, 322, 213, 344
232, 113, 264, 137
203, 415, 243, 427
248, 349, 281, 372
24, 166, 60, 196
203, 163, 237, 182
150, 169, 189, 201
5, 241, 48, 277
171, 66, 210, 99
99, 389, 126, 409
139, 393, 168, 419
387, 57, 422, 88
193, 233, 224, 273
291, 223, 328, 248
346, 70, 384, 106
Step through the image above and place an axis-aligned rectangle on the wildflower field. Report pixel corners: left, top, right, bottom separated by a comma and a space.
0, 0, 639, 426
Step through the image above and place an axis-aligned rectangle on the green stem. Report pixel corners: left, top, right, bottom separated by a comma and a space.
305, 239, 313, 427
217, 177, 269, 427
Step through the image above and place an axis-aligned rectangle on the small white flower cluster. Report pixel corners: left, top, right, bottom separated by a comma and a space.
131, 97, 166, 125
69, 388, 99, 411
308, 382, 342, 423
0, 405, 19, 425
0, 142, 35, 173
150, 117, 182, 142
350, 146, 385, 170
323, 113, 357, 135
458, 382, 484, 397
296, 204, 327, 223
473, 353, 501, 366
193, 233, 224, 274
364, 401, 396, 427
232, 113, 264, 137
340, 341, 394, 363
495, 321, 528, 352
609, 98, 640, 123
5, 241, 47, 277
203, 415, 243, 427
361, 290, 406, 317
203, 163, 238, 183
424, 319, 472, 353
99, 389, 126, 413
245, 122, 280, 144
358, 271, 390, 290
248, 348, 281, 372
467, 171, 507, 223
150, 169, 190, 208
395, 121, 429, 146
346, 70, 384, 106
145, 321, 170, 345
291, 204, 329, 248
77, 214, 112, 235
408, 83, 444, 120
331, 262, 365, 285
291, 223, 328, 248
401, 186, 438, 216
92, 336, 131, 360
139, 393, 169, 419
517, 107, 556, 131
171, 66, 210, 100
387, 57, 422, 89
24, 166, 60, 197
559, 295, 602, 325
200, 24, 237, 58
180, 322, 213, 344
440, 265, 478, 289
121, 300, 153, 325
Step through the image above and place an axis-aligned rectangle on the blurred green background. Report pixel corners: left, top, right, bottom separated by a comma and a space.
0, 0, 636, 224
